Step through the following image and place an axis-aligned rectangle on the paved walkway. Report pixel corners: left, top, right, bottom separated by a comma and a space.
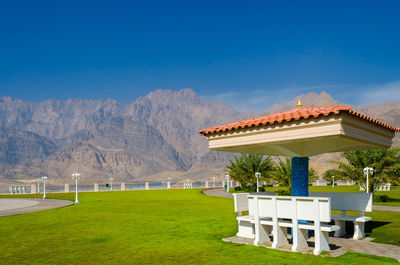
203, 188, 400, 261
0, 198, 74, 217
373, 205, 400, 212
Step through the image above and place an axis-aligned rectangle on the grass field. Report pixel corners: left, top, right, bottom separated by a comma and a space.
0, 189, 399, 264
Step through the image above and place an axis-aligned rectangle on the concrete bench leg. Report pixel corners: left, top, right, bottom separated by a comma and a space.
353, 221, 365, 240
237, 220, 254, 238
314, 231, 330, 255
254, 223, 271, 245
292, 228, 307, 252
334, 220, 346, 237
272, 225, 288, 248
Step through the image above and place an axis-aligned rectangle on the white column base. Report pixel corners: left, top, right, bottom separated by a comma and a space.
334, 220, 346, 237
314, 231, 330, 255
272, 226, 288, 248
292, 228, 307, 251
353, 222, 365, 240
254, 222, 271, 245
237, 220, 254, 239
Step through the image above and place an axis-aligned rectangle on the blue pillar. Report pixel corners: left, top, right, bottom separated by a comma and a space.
291, 157, 309, 196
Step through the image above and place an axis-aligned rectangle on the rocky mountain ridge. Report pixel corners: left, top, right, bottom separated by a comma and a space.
0, 89, 398, 184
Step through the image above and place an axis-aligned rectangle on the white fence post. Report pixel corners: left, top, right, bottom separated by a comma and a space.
64, 184, 70, 193
94, 183, 99, 192
121, 183, 126, 191
145, 182, 149, 190
31, 184, 36, 194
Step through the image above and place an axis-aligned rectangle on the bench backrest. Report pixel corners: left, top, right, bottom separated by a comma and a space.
233, 192, 275, 212
309, 192, 372, 212
248, 195, 332, 222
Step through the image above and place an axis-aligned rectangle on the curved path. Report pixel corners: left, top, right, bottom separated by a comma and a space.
202, 188, 400, 261
0, 198, 74, 217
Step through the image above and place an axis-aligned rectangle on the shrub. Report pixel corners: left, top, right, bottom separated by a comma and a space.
373, 194, 389, 202
276, 190, 291, 196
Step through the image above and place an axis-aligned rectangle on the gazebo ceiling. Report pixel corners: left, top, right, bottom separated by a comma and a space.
199, 105, 400, 157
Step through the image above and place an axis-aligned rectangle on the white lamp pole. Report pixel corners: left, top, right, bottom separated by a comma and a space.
225, 174, 230, 192
332, 176, 335, 187
72, 173, 80, 203
255, 172, 261, 193
109, 177, 114, 191
41, 176, 48, 199
363, 167, 374, 193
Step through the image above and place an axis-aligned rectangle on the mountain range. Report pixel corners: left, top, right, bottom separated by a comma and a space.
0, 89, 398, 184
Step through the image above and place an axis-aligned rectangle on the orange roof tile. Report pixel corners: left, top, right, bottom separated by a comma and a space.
199, 105, 400, 136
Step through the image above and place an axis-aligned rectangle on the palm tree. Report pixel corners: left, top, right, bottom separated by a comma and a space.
334, 148, 400, 193
226, 153, 275, 190
272, 158, 318, 191
272, 157, 292, 190
323, 169, 338, 184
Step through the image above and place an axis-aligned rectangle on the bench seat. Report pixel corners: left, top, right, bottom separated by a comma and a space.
260, 219, 339, 232
237, 215, 271, 223
331, 214, 371, 239
233, 192, 275, 239
309, 192, 373, 240
332, 214, 371, 222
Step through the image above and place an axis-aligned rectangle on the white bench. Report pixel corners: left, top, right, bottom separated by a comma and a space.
249, 195, 339, 255
232, 192, 275, 238
309, 192, 372, 240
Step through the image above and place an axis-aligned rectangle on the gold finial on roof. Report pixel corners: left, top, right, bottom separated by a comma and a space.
297, 99, 303, 108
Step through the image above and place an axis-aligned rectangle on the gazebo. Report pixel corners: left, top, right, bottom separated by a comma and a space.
200, 104, 399, 254
199, 102, 400, 196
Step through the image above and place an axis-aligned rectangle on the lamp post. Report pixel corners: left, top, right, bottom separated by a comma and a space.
332, 176, 335, 187
41, 176, 48, 199
363, 167, 374, 193
225, 174, 230, 192
72, 173, 80, 203
109, 177, 114, 191
255, 172, 261, 193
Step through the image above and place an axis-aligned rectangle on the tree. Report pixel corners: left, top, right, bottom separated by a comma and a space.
272, 157, 291, 190
323, 169, 339, 184
334, 148, 400, 193
272, 157, 318, 191
226, 153, 275, 190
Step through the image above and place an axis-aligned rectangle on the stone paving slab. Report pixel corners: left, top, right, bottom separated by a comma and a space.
223, 235, 400, 261
0, 198, 74, 217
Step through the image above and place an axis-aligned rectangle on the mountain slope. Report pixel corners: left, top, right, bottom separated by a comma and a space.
0, 90, 398, 183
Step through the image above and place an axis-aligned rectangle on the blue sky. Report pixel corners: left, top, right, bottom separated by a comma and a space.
1, 0, 400, 112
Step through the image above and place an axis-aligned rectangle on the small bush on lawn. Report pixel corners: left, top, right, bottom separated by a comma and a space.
374, 194, 389, 202
276, 190, 291, 196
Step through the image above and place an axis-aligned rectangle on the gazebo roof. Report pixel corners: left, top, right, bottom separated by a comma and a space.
199, 105, 400, 157
200, 105, 400, 136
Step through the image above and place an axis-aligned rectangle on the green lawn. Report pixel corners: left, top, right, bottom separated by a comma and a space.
0, 190, 399, 264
